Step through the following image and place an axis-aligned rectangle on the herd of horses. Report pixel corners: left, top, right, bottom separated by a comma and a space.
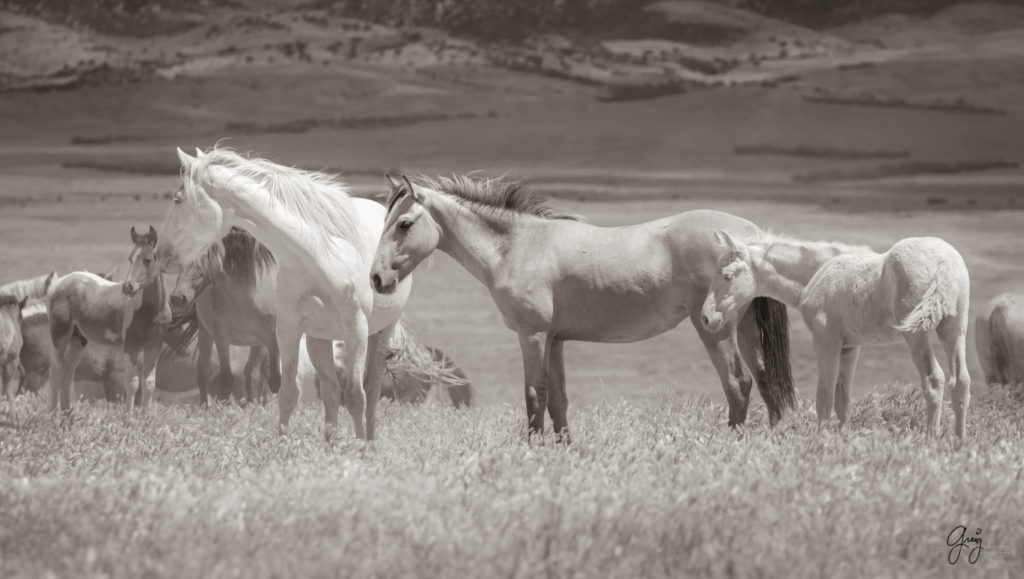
0, 145, 1020, 444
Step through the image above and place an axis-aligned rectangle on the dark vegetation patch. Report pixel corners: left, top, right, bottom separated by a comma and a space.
804, 90, 1008, 116
735, 144, 909, 160
70, 135, 149, 146
793, 159, 1020, 183
224, 111, 484, 135
1, 0, 203, 37
599, 81, 686, 102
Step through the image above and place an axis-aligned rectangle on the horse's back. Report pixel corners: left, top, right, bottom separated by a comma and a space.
47, 271, 125, 344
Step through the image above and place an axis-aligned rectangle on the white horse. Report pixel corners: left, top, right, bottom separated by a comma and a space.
701, 232, 971, 439
976, 293, 1024, 386
157, 147, 412, 442
370, 175, 796, 441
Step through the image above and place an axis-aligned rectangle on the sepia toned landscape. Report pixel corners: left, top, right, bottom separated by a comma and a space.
1, 1, 1023, 576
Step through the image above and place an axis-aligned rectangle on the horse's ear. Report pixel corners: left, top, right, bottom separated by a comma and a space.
18, 295, 29, 310
130, 226, 140, 244
177, 147, 195, 171
146, 225, 158, 247
195, 147, 205, 158
718, 230, 740, 252
401, 175, 423, 203
385, 173, 402, 194
102, 267, 117, 282
44, 270, 56, 293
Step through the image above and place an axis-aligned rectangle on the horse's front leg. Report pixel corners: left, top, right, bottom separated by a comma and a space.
139, 338, 162, 411
692, 316, 751, 427
196, 326, 213, 406
518, 331, 551, 440
547, 340, 571, 444
213, 329, 234, 402
275, 320, 303, 437
834, 346, 860, 429
366, 322, 397, 445
123, 350, 142, 413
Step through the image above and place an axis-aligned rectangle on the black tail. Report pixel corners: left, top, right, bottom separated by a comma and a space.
752, 297, 796, 424
989, 305, 1012, 385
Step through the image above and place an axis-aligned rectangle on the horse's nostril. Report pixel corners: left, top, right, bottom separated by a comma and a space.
371, 273, 382, 291
701, 314, 710, 327
170, 295, 184, 306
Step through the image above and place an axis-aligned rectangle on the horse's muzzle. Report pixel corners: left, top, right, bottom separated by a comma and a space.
371, 272, 397, 294
122, 282, 138, 296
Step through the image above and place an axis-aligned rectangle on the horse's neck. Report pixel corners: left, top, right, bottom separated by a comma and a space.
752, 239, 848, 305
431, 197, 523, 287
219, 181, 357, 273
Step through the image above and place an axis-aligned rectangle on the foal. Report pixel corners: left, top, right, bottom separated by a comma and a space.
702, 231, 971, 438
48, 226, 171, 412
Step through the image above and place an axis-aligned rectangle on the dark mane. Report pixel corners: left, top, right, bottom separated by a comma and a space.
221, 227, 276, 283
409, 175, 582, 221
0, 294, 19, 308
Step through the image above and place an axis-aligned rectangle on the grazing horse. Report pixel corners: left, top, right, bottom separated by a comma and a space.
47, 226, 172, 412
168, 227, 280, 405
158, 147, 416, 443
976, 293, 1024, 386
701, 232, 971, 438
0, 295, 24, 399
301, 324, 473, 407
371, 175, 795, 441
0, 271, 57, 302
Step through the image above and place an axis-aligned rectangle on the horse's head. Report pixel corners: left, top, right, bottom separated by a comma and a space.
701, 230, 757, 333
123, 226, 161, 296
158, 148, 230, 274
169, 248, 218, 315
371, 175, 441, 294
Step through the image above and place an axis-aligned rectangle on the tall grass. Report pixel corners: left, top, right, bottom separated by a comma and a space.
2, 386, 1022, 578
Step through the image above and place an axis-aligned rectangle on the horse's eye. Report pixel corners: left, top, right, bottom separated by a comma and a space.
144, 258, 152, 266
398, 220, 413, 231
723, 271, 734, 281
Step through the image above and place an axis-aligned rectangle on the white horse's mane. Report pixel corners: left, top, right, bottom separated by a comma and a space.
186, 147, 365, 256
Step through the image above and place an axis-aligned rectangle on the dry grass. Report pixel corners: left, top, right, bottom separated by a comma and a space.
1, 386, 1022, 578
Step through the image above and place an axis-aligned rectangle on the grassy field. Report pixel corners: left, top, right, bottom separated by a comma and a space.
2, 387, 1023, 578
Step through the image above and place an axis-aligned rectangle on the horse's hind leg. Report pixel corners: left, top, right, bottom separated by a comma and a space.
692, 316, 751, 427
812, 337, 843, 431
904, 332, 945, 437
53, 331, 86, 413
835, 346, 860, 429
938, 318, 971, 439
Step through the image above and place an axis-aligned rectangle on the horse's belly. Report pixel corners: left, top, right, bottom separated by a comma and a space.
558, 296, 688, 343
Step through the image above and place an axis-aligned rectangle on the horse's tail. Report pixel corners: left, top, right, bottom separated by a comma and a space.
752, 296, 796, 423
988, 304, 1013, 385
893, 265, 954, 334
385, 317, 471, 406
